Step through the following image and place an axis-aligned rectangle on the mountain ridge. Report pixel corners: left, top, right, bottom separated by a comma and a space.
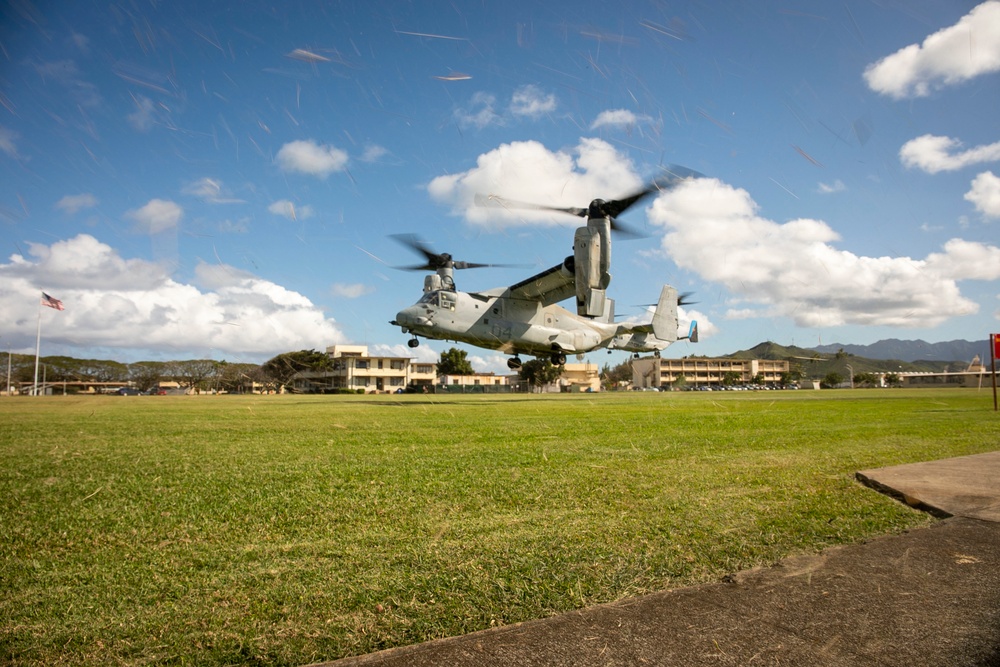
719, 340, 980, 377
811, 338, 990, 363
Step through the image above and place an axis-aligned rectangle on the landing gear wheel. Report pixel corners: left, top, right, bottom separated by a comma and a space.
550, 352, 567, 366
507, 356, 523, 371
407, 338, 419, 348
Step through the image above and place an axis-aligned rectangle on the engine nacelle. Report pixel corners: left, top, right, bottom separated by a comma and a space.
423, 271, 455, 293
574, 223, 611, 317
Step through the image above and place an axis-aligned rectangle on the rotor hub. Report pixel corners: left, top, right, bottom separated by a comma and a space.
588, 199, 608, 218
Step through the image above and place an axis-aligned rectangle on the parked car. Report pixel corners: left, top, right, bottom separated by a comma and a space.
117, 387, 141, 395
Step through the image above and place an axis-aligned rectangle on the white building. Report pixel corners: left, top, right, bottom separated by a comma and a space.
631, 356, 790, 390
290, 345, 435, 394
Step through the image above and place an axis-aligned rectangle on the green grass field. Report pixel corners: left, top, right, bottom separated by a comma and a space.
2, 389, 998, 665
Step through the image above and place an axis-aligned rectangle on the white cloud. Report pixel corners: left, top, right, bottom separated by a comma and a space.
454, 87, 558, 129
864, 1, 1000, 99
359, 144, 388, 163
268, 200, 295, 219
275, 139, 348, 177
127, 94, 157, 131
125, 199, 183, 234
369, 342, 439, 364
331, 282, 374, 298
454, 92, 501, 129
509, 85, 557, 118
467, 352, 514, 375
647, 177, 1000, 328
181, 177, 244, 204
3, 234, 170, 291
428, 138, 642, 227
924, 237, 1000, 279
964, 171, 1000, 218
0, 126, 20, 159
590, 109, 651, 130
0, 234, 346, 360
55, 193, 98, 214
900, 134, 1000, 173
817, 180, 846, 194
268, 199, 314, 220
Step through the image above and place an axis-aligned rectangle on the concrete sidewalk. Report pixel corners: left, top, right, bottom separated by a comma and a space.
318, 451, 1000, 667
856, 450, 1000, 522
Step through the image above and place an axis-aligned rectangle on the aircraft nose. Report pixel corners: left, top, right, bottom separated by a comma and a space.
394, 306, 432, 329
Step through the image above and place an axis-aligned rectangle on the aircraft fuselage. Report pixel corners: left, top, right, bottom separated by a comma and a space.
393, 288, 619, 358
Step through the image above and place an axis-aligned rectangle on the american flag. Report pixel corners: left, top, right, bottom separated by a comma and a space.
41, 292, 65, 311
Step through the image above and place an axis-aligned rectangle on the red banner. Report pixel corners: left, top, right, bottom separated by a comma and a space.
994, 334, 1000, 360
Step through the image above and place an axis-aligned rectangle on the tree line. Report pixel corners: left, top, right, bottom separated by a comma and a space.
4, 347, 569, 394
11, 349, 897, 395
4, 353, 279, 394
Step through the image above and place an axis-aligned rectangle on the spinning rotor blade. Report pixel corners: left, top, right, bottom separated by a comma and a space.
476, 192, 650, 238
630, 292, 699, 310
475, 164, 702, 236
476, 193, 644, 236
592, 165, 704, 219
678, 292, 698, 307
473, 193, 586, 218
391, 234, 448, 270
390, 234, 523, 271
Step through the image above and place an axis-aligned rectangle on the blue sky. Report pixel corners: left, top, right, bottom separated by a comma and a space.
2, 0, 999, 371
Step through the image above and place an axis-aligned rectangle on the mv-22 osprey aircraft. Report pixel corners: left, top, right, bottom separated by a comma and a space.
391, 170, 699, 370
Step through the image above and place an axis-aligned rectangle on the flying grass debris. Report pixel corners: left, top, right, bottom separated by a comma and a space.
286, 49, 330, 63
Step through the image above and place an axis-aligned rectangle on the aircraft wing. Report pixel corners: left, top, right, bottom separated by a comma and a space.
505, 259, 575, 306
620, 322, 654, 334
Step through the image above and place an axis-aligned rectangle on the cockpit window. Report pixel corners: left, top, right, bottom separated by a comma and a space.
416, 290, 456, 310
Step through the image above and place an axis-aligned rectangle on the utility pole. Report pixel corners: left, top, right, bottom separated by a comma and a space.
991, 334, 998, 412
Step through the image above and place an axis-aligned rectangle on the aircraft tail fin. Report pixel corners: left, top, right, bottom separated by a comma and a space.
651, 285, 679, 343
683, 320, 699, 343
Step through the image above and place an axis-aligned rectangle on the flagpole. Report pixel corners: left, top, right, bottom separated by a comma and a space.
33, 297, 42, 397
